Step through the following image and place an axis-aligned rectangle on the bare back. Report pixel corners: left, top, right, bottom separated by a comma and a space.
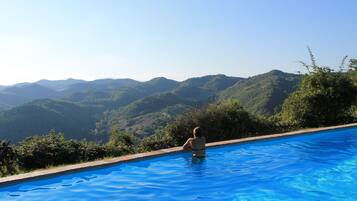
191, 137, 206, 157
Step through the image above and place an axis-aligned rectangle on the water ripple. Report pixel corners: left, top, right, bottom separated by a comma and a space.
0, 127, 356, 200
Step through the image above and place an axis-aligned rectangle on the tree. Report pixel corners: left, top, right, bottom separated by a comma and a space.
16, 131, 82, 170
280, 49, 357, 127
167, 100, 274, 145
139, 131, 176, 151
349, 59, 357, 71
0, 140, 17, 176
15, 130, 130, 170
108, 129, 139, 153
347, 59, 357, 119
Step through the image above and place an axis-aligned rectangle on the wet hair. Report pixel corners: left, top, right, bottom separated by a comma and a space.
193, 127, 203, 137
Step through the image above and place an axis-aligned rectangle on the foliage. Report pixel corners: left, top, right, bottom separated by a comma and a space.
15, 131, 128, 170
280, 51, 357, 127
98, 87, 201, 137
0, 140, 18, 176
219, 70, 302, 116
0, 99, 104, 143
167, 100, 276, 145
139, 132, 177, 152
119, 93, 191, 118
349, 59, 357, 71
16, 132, 81, 170
347, 59, 357, 119
108, 129, 139, 153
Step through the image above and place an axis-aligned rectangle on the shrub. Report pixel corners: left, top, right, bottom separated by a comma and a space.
15, 131, 131, 170
16, 132, 82, 170
349, 59, 357, 71
139, 132, 177, 152
348, 61, 357, 119
108, 129, 139, 153
167, 100, 275, 145
76, 141, 109, 161
0, 140, 18, 176
280, 51, 357, 127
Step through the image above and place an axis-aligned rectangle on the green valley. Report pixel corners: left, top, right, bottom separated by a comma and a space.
0, 70, 302, 143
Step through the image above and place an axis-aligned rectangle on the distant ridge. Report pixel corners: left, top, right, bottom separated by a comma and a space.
0, 84, 62, 110
0, 70, 302, 142
219, 70, 302, 115
4, 84, 61, 99
36, 78, 86, 91
63, 78, 140, 94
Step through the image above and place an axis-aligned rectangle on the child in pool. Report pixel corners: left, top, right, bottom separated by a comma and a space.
183, 127, 206, 158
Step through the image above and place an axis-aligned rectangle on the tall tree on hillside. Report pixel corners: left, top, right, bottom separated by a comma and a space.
280, 48, 357, 127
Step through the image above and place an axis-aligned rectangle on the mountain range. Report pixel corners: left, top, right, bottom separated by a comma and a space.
0, 70, 302, 143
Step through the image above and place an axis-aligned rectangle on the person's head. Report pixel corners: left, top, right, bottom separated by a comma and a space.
193, 127, 203, 138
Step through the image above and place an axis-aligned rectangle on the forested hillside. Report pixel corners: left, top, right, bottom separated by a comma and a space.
94, 74, 243, 136
0, 84, 62, 110
219, 70, 302, 115
0, 99, 104, 143
0, 70, 302, 142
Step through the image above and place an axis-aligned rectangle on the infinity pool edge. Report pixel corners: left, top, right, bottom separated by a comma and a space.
1, 122, 356, 186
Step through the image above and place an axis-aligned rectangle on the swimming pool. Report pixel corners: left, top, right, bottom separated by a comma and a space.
0, 127, 356, 201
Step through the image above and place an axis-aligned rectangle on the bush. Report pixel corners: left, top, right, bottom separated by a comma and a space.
16, 132, 83, 170
349, 59, 357, 71
280, 52, 357, 127
0, 140, 18, 176
167, 100, 276, 145
76, 141, 109, 161
108, 129, 139, 153
15, 131, 130, 170
139, 132, 177, 152
347, 61, 357, 119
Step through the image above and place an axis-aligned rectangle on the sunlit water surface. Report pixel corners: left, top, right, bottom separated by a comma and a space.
0, 127, 356, 201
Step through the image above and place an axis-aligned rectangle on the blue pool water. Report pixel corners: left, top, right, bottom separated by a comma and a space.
1, 127, 357, 201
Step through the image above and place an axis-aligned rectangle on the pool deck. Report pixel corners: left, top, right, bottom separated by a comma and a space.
1, 122, 356, 186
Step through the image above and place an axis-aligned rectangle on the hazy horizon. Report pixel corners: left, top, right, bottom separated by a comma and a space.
0, 69, 292, 86
1, 0, 356, 85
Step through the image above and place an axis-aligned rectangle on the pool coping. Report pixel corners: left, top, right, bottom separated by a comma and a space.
1, 122, 356, 186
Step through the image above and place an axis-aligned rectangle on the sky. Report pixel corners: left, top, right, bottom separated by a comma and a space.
0, 0, 357, 85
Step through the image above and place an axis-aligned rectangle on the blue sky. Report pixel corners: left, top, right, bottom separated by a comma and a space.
0, 0, 356, 85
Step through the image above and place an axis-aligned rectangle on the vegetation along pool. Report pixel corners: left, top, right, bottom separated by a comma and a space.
0, 127, 356, 201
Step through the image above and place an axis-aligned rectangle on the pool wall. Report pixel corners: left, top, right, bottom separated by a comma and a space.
1, 122, 356, 186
